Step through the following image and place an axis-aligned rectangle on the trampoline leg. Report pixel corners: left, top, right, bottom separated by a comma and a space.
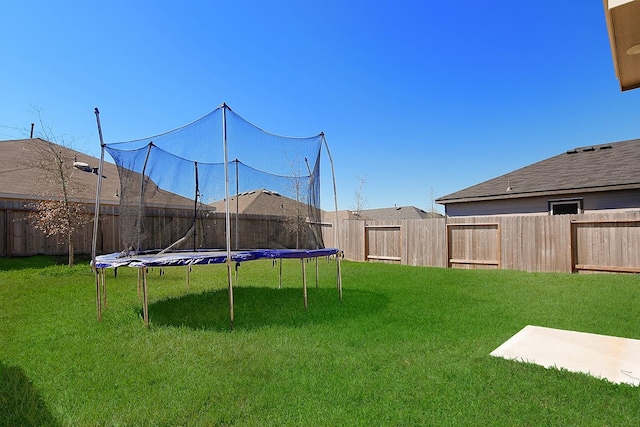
101, 268, 107, 309
186, 265, 190, 290
95, 269, 102, 322
302, 259, 308, 310
141, 267, 149, 327
315, 257, 319, 288
227, 261, 234, 330
234, 262, 239, 288
337, 255, 343, 302
279, 258, 282, 289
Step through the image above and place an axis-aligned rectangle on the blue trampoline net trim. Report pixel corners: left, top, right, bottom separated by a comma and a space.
102, 104, 329, 255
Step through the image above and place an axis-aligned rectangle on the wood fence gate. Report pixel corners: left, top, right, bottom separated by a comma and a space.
446, 222, 501, 269
571, 219, 640, 273
364, 224, 401, 263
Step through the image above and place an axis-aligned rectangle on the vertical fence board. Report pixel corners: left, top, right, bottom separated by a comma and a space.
401, 218, 447, 267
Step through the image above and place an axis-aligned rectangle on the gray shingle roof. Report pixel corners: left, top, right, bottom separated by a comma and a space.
208, 189, 311, 216
436, 139, 640, 204
0, 138, 193, 208
0, 138, 120, 204
359, 206, 440, 220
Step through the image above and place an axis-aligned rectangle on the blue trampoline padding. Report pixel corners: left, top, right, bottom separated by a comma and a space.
94, 248, 340, 269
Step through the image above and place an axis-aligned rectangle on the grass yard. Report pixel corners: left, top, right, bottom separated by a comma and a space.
1, 256, 640, 426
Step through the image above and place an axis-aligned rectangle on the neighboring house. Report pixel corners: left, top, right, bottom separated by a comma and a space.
208, 189, 312, 217
436, 139, 640, 217
328, 210, 360, 221
207, 190, 351, 222
0, 138, 120, 209
0, 138, 240, 256
1, 138, 122, 257
0, 138, 192, 210
356, 206, 441, 221
208, 191, 442, 222
326, 206, 441, 222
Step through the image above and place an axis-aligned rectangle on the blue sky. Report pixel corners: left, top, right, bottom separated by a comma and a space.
2, 1, 639, 212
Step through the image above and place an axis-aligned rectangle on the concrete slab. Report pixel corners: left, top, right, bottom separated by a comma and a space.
490, 325, 640, 386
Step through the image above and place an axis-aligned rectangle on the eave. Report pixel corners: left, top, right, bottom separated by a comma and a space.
604, 0, 640, 91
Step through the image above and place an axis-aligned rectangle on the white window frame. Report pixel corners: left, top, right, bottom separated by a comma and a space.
548, 198, 583, 215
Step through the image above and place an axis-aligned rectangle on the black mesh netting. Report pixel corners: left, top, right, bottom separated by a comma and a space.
103, 105, 326, 253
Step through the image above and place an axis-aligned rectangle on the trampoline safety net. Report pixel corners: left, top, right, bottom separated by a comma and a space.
101, 104, 328, 254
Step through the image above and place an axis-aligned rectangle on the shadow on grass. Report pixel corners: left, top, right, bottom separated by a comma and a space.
0, 362, 59, 426
148, 287, 387, 331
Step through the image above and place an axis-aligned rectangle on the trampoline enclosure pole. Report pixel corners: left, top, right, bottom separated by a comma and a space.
138, 144, 153, 253
92, 108, 107, 321
193, 162, 199, 251
322, 134, 343, 300
222, 103, 234, 329
235, 160, 239, 250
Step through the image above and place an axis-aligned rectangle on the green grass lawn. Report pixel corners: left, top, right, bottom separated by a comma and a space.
1, 256, 640, 426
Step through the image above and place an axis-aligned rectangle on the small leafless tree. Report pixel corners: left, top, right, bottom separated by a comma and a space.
22, 108, 91, 266
350, 175, 369, 219
277, 157, 317, 249
428, 187, 441, 215
281, 170, 307, 249
281, 205, 307, 249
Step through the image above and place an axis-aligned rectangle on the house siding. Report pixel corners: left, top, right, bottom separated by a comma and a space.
583, 189, 640, 211
445, 189, 640, 217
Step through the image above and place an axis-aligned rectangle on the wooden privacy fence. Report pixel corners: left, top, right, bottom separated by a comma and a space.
0, 207, 121, 258
1, 204, 323, 258
4, 204, 640, 275
327, 211, 640, 273
322, 218, 449, 267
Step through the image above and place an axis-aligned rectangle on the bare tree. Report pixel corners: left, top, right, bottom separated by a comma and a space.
281, 161, 308, 249
22, 108, 90, 266
350, 174, 369, 219
428, 187, 438, 215
281, 200, 307, 249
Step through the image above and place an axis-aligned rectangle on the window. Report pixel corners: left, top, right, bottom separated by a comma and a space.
549, 198, 583, 215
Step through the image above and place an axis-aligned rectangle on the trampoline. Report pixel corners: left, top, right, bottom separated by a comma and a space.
90, 104, 343, 328
93, 248, 340, 326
